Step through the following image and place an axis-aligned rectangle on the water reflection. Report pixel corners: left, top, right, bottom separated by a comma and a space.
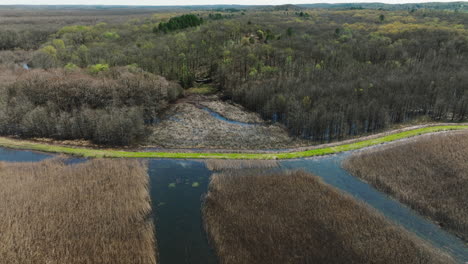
0, 147, 51, 162
148, 159, 217, 264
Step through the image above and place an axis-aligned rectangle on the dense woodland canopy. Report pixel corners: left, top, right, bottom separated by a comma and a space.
0, 67, 182, 145
157, 14, 204, 33
0, 5, 467, 145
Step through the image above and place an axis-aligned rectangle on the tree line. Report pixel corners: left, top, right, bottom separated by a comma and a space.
2, 8, 467, 144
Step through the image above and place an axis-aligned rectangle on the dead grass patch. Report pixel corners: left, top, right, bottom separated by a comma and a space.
344, 131, 468, 241
0, 159, 156, 264
204, 159, 279, 171
203, 170, 453, 264
148, 102, 298, 149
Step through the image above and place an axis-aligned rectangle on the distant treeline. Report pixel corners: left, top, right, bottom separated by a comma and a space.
1, 8, 468, 144
298, 2, 468, 12
0, 68, 182, 145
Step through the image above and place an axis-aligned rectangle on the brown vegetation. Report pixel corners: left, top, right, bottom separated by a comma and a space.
203, 170, 453, 264
0, 68, 182, 145
344, 131, 468, 241
204, 159, 279, 171
199, 100, 265, 124
148, 100, 299, 149
0, 159, 156, 264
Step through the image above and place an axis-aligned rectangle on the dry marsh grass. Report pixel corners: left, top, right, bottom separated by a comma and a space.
203, 170, 454, 264
0, 159, 156, 264
344, 131, 468, 241
204, 159, 279, 171
148, 101, 298, 150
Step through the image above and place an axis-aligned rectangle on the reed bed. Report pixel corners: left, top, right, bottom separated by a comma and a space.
344, 131, 468, 241
0, 159, 156, 264
204, 159, 279, 171
203, 170, 453, 264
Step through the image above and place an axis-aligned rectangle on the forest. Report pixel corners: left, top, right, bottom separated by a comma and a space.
0, 5, 467, 145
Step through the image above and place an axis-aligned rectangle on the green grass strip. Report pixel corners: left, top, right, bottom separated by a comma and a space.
0, 125, 466, 159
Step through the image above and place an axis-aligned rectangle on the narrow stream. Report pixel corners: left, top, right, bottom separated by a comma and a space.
147, 159, 217, 264
281, 153, 468, 263
202, 107, 256, 126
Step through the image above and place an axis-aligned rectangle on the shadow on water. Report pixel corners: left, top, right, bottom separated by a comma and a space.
281, 153, 468, 263
148, 159, 217, 264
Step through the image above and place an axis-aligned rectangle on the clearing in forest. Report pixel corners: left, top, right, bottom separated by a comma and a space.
148, 94, 302, 149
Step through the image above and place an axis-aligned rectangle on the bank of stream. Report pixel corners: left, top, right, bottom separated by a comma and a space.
282, 154, 468, 263
0, 147, 466, 263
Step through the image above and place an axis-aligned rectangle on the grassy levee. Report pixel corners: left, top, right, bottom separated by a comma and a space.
203, 170, 454, 264
0, 159, 156, 264
344, 131, 468, 242
0, 125, 466, 159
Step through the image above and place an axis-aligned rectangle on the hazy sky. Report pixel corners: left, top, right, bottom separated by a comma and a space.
0, 0, 463, 6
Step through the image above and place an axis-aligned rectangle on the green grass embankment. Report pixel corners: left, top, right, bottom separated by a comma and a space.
0, 125, 466, 159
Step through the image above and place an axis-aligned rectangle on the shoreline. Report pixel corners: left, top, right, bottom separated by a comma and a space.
0, 124, 467, 159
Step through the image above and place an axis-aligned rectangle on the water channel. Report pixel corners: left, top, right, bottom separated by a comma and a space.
202, 107, 257, 126
0, 147, 466, 263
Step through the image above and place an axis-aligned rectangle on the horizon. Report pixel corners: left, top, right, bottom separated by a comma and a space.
1, 1, 466, 7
